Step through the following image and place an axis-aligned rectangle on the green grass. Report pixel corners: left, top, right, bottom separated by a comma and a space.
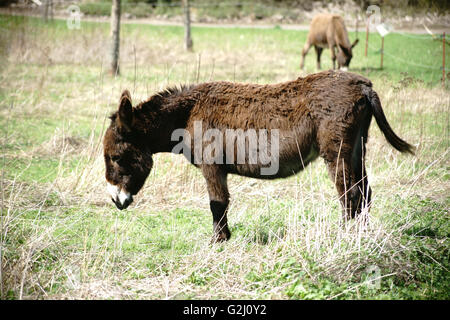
74, 0, 450, 22
0, 14, 449, 300
77, 0, 301, 20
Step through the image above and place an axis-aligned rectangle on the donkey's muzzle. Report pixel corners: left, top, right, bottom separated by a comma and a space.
111, 195, 133, 210
107, 182, 133, 210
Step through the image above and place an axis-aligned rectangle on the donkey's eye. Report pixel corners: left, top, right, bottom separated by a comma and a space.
111, 155, 121, 162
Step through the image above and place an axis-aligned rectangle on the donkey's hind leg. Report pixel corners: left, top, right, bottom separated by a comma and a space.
325, 153, 360, 220
314, 45, 323, 70
321, 137, 366, 221
350, 113, 373, 219
201, 165, 231, 242
324, 131, 372, 221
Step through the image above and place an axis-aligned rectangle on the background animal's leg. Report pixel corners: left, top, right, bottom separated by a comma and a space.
300, 41, 312, 70
201, 165, 231, 242
329, 45, 336, 70
314, 45, 323, 70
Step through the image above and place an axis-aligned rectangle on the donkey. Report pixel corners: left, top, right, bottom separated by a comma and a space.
300, 14, 359, 71
103, 70, 414, 242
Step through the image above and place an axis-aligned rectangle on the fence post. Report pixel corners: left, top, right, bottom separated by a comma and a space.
183, 0, 193, 51
110, 0, 121, 76
365, 13, 369, 57
443, 32, 446, 87
42, 0, 49, 22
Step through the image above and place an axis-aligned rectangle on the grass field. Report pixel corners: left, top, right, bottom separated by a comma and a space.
0, 14, 449, 299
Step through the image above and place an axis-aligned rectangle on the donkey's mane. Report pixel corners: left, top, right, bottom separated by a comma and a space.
155, 84, 194, 99
136, 84, 195, 107
109, 84, 196, 122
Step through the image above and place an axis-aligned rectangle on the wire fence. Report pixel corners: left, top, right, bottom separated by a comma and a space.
366, 31, 448, 71
32, 1, 303, 9
367, 42, 442, 70
393, 31, 437, 41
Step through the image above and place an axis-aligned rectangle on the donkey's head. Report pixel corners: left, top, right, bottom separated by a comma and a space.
337, 39, 359, 71
103, 90, 153, 210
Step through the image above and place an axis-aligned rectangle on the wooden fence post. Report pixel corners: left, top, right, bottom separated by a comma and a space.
365, 13, 370, 57
183, 0, 193, 51
110, 0, 121, 76
443, 32, 446, 86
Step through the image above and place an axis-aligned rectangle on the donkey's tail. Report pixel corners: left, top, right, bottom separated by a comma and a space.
365, 87, 415, 154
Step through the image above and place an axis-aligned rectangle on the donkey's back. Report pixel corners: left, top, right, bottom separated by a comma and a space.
190, 70, 371, 130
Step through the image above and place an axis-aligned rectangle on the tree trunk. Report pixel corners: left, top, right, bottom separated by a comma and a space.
42, 0, 49, 22
183, 0, 193, 51
110, 0, 121, 76
49, 0, 53, 20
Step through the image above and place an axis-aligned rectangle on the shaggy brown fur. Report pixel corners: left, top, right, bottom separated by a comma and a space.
300, 14, 359, 70
103, 70, 414, 242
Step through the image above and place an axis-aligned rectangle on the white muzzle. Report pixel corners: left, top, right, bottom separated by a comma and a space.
107, 182, 132, 210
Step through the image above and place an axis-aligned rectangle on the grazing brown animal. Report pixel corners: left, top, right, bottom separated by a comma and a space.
300, 14, 359, 71
103, 70, 414, 243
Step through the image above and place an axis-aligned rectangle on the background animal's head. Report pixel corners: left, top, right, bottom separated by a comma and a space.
337, 39, 359, 70
103, 90, 153, 210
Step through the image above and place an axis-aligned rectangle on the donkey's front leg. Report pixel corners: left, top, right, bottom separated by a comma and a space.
201, 165, 231, 242
329, 44, 337, 70
300, 40, 312, 70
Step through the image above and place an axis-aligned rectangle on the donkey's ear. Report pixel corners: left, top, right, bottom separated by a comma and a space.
338, 44, 350, 56
117, 90, 133, 131
351, 38, 359, 48
120, 89, 132, 102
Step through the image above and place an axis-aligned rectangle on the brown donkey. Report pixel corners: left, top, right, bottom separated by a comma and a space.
300, 14, 359, 71
103, 70, 414, 242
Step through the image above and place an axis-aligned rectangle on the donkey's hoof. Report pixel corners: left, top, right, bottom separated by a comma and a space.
210, 231, 231, 244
